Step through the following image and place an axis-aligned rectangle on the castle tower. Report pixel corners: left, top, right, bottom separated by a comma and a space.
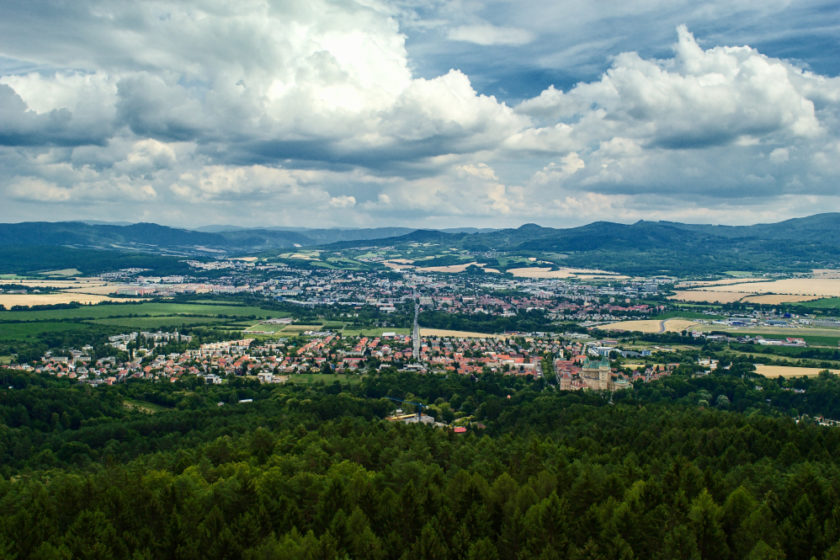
598, 358, 610, 391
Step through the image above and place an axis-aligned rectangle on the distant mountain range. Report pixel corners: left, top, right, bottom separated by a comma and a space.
1, 213, 839, 275
0, 222, 496, 255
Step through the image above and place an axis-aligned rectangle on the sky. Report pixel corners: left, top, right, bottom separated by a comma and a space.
1, 0, 839, 229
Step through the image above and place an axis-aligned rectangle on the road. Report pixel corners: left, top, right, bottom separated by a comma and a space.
412, 295, 420, 360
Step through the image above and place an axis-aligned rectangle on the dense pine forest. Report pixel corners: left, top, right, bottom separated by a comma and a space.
2, 368, 840, 559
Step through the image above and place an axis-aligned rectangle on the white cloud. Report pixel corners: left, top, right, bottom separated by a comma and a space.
7, 177, 72, 202
447, 24, 534, 46
0, 2, 838, 228
457, 163, 498, 181
329, 195, 357, 208
519, 26, 824, 150
532, 153, 585, 185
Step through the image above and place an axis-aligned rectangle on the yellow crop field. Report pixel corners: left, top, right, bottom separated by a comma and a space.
600, 319, 698, 333
741, 294, 823, 304
1, 278, 137, 297
0, 293, 141, 307
672, 278, 840, 304
420, 328, 509, 339
676, 278, 765, 288
704, 278, 840, 297
278, 325, 325, 332
754, 364, 839, 378
417, 262, 480, 273
0, 279, 101, 288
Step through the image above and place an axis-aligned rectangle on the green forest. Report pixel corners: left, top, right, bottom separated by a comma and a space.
2, 367, 840, 559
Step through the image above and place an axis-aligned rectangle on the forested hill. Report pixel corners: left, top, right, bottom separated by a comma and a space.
327, 212, 840, 275
3, 213, 840, 274
2, 367, 840, 559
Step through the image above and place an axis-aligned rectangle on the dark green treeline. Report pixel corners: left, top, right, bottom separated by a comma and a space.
2, 369, 840, 559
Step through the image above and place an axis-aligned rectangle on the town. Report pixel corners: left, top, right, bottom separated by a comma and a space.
8, 251, 840, 395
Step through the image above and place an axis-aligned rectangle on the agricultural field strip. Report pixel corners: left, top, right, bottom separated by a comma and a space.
600, 319, 699, 333
0, 322, 94, 341
695, 325, 840, 338
420, 328, 509, 339
801, 297, 840, 309
89, 317, 230, 328
0, 303, 287, 322
0, 294, 144, 307
726, 348, 840, 367
703, 278, 840, 295
754, 364, 840, 378
675, 278, 767, 288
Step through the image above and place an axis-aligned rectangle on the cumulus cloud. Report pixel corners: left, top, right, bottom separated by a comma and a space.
0, 82, 112, 146
0, 1, 522, 165
329, 195, 357, 208
7, 177, 72, 202
0, 2, 838, 227
515, 25, 840, 206
532, 153, 585, 185
518, 26, 823, 149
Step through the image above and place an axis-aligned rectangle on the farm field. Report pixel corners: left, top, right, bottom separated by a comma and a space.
741, 294, 823, 304
89, 316, 231, 328
0, 278, 106, 288
670, 290, 753, 303
0, 301, 292, 344
0, 321, 94, 341
0, 276, 152, 307
675, 277, 766, 288
340, 327, 410, 337
801, 297, 840, 309
754, 364, 840, 378
0, 293, 141, 307
420, 328, 510, 339
696, 325, 840, 341
382, 260, 413, 271
507, 267, 626, 279
727, 348, 840, 367
247, 321, 410, 338
416, 262, 482, 273
0, 302, 285, 322
0, 277, 131, 292
270, 324, 325, 333
704, 278, 840, 296
600, 319, 699, 333
672, 278, 840, 304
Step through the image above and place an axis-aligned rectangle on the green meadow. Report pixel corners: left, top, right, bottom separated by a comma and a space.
0, 302, 288, 322
800, 297, 840, 310
0, 301, 292, 344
